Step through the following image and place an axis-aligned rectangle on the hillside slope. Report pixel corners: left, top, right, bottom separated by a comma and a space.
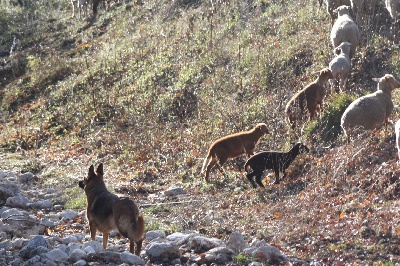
0, 0, 400, 264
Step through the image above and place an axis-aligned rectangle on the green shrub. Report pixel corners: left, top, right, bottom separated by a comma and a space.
305, 93, 357, 143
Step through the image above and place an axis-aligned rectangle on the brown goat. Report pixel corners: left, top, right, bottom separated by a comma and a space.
201, 123, 269, 182
285, 68, 334, 129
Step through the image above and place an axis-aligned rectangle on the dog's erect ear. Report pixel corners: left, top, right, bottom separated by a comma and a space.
96, 163, 104, 176
89, 165, 94, 175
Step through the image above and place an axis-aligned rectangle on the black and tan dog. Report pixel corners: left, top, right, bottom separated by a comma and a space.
78, 163, 144, 255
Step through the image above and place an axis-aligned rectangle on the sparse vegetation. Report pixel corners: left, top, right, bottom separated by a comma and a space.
64, 187, 86, 210
1, 0, 400, 263
306, 92, 357, 143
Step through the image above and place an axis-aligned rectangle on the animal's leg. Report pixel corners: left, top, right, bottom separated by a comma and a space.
85, 3, 89, 17
102, 232, 109, 250
130, 239, 143, 255
216, 162, 228, 179
129, 240, 135, 254
341, 77, 348, 92
245, 143, 256, 157
89, 221, 97, 240
282, 171, 287, 180
274, 169, 280, 184
205, 158, 217, 182
216, 157, 228, 179
128, 239, 141, 255
329, 80, 334, 95
255, 172, 265, 188
309, 110, 315, 121
246, 171, 257, 188
83, 0, 88, 17
320, 100, 324, 110
93, 0, 100, 14
71, 0, 76, 18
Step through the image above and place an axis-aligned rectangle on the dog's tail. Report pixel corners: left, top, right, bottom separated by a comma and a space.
129, 213, 145, 255
136, 214, 145, 239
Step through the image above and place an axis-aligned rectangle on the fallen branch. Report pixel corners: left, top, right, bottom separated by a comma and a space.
140, 199, 202, 208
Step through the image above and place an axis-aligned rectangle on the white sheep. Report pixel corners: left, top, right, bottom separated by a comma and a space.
71, 0, 89, 19
386, 0, 400, 21
329, 41, 352, 93
385, 0, 400, 39
341, 74, 400, 143
320, 0, 352, 24
350, 0, 381, 26
395, 119, 400, 161
330, 5, 360, 59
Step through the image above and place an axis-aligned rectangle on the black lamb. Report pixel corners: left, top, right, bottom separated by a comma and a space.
244, 142, 309, 188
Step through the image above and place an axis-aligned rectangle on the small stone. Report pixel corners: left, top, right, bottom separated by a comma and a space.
0, 240, 9, 250
62, 236, 78, 244
18, 172, 36, 183
120, 251, 145, 265
40, 218, 56, 228
6, 195, 32, 209
24, 255, 41, 265
19, 235, 49, 259
164, 187, 186, 196
60, 210, 78, 220
11, 238, 24, 250
0, 170, 6, 179
84, 246, 96, 254
29, 246, 50, 258
226, 232, 248, 254
9, 257, 24, 266
29, 199, 53, 210
44, 260, 57, 266
146, 242, 180, 263
83, 240, 102, 253
146, 230, 166, 241
66, 243, 82, 254
69, 249, 87, 263
44, 248, 68, 262
73, 259, 87, 266
248, 262, 263, 266
54, 205, 64, 210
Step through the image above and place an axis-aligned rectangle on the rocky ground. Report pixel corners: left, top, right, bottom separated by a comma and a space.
0, 169, 306, 266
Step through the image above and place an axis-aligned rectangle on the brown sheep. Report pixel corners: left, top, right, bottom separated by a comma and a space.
201, 123, 269, 182
285, 68, 334, 129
